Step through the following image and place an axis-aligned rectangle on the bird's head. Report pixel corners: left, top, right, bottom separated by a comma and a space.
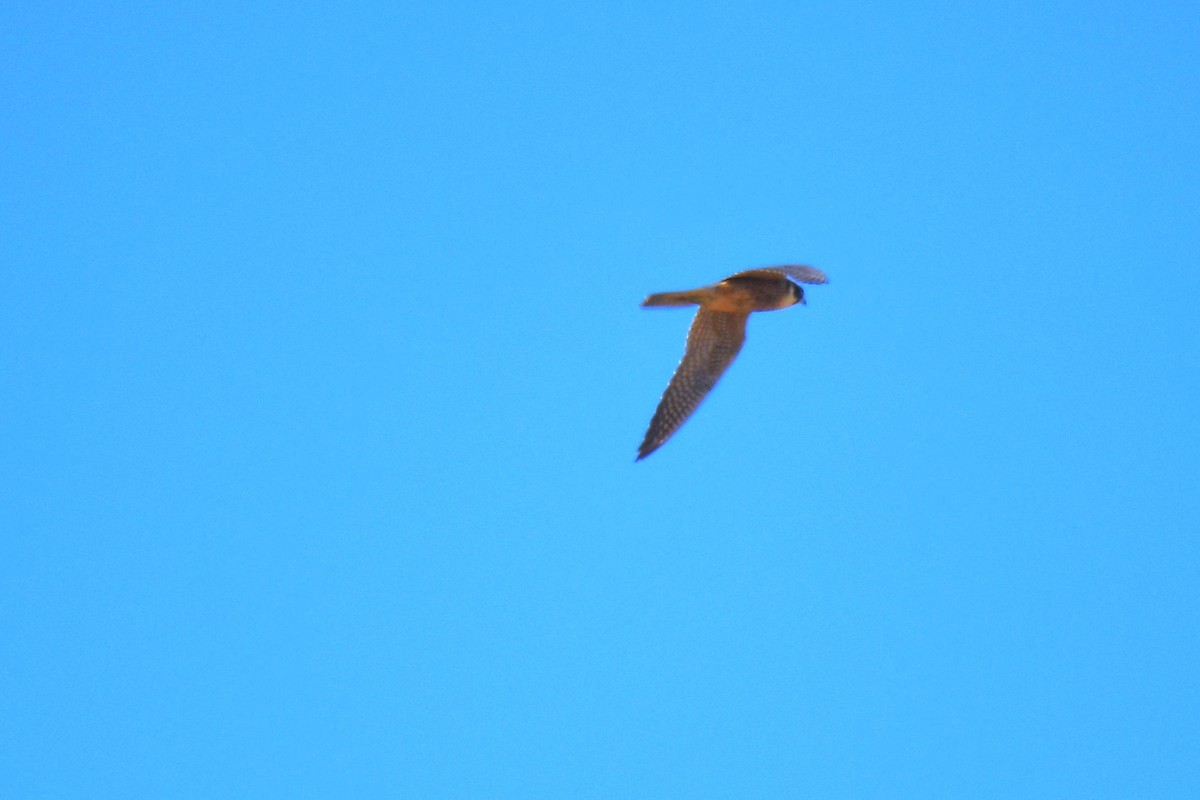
791, 282, 806, 306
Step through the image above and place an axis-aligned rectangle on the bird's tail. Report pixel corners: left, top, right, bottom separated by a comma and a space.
641, 289, 710, 307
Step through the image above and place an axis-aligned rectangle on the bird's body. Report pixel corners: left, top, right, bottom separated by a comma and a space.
636, 265, 827, 460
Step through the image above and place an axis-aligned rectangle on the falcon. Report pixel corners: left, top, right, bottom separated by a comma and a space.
636, 265, 827, 460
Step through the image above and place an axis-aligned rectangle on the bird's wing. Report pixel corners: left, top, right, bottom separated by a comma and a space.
729, 265, 828, 285
637, 309, 748, 460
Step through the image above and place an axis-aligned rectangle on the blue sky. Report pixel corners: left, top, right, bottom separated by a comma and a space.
3, 2, 1198, 797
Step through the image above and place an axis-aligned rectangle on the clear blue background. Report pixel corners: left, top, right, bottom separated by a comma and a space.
3, 2, 1198, 797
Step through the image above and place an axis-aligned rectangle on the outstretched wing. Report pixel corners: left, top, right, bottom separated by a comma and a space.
729, 265, 828, 285
637, 309, 748, 460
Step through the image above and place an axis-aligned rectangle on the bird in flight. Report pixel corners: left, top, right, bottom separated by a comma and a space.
636, 265, 828, 460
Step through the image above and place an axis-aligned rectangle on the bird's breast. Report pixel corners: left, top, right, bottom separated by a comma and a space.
707, 280, 795, 312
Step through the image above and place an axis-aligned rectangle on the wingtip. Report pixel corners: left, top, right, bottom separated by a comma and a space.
797, 266, 829, 285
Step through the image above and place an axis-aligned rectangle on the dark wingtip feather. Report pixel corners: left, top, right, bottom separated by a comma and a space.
779, 265, 828, 284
